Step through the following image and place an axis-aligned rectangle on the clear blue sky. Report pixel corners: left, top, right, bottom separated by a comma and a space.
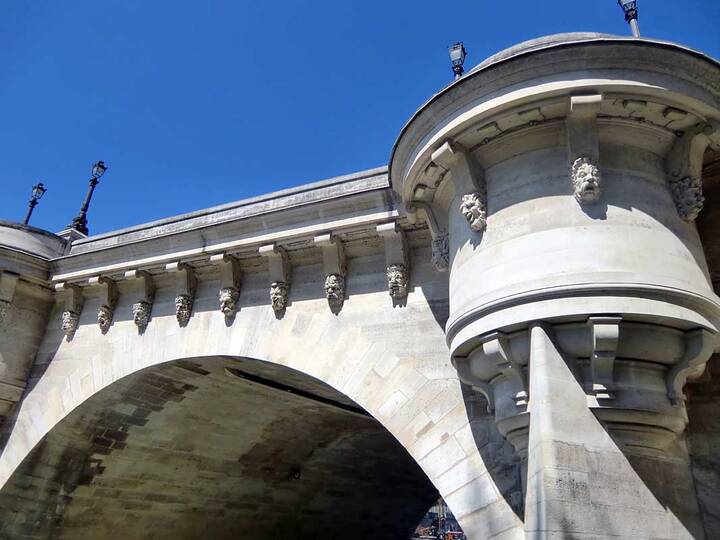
3, 0, 719, 235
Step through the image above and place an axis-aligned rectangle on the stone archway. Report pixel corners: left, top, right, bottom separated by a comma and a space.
0, 281, 524, 539
0, 355, 440, 539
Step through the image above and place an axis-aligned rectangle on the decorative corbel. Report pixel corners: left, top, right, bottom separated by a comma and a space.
666, 120, 719, 221
482, 332, 528, 408
314, 234, 346, 312
566, 94, 602, 204
666, 328, 715, 406
453, 358, 495, 413
0, 272, 19, 325
210, 253, 242, 317
124, 270, 155, 331
409, 202, 449, 272
259, 244, 291, 312
431, 141, 487, 233
376, 222, 409, 301
587, 316, 622, 400
88, 276, 119, 334
55, 282, 84, 340
165, 262, 197, 327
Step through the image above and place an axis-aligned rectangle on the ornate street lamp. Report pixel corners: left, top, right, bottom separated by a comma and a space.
68, 160, 108, 235
618, 0, 640, 38
23, 182, 47, 225
448, 42, 467, 80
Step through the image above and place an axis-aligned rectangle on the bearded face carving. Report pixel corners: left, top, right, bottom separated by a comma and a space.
386, 264, 408, 299
270, 281, 289, 311
670, 176, 704, 221
133, 301, 152, 330
219, 286, 240, 317
571, 157, 601, 204
175, 294, 193, 326
97, 305, 113, 333
61, 310, 80, 338
325, 274, 345, 310
460, 192, 487, 233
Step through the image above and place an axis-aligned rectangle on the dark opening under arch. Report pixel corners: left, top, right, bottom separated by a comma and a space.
0, 356, 439, 539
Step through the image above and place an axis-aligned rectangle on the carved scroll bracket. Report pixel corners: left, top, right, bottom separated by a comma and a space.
566, 94, 602, 204
166, 262, 197, 327
88, 276, 119, 333
587, 316, 622, 400
431, 141, 487, 233
377, 222, 409, 301
666, 120, 719, 221
124, 270, 155, 331
314, 234, 346, 312
54, 282, 84, 339
454, 359, 495, 413
409, 202, 449, 272
0, 272, 19, 325
210, 253, 242, 317
667, 328, 715, 406
482, 332, 528, 408
259, 244, 291, 312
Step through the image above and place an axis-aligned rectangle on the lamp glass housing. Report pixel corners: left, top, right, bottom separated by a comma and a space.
449, 43, 466, 67
92, 161, 107, 179
32, 183, 46, 200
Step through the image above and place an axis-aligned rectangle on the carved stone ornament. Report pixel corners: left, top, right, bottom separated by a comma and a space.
432, 232, 449, 272
325, 274, 345, 310
97, 305, 114, 333
571, 157, 601, 204
386, 264, 408, 299
669, 176, 704, 222
175, 294, 193, 327
460, 192, 487, 233
219, 286, 240, 317
132, 301, 152, 330
61, 310, 81, 338
270, 281, 289, 311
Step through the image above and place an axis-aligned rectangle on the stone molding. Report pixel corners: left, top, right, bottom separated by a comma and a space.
210, 253, 242, 317
377, 223, 409, 300
54, 282, 84, 340
260, 244, 291, 313
566, 94, 602, 205
166, 262, 197, 327
666, 121, 718, 221
88, 276, 118, 334
124, 270, 155, 332
314, 234, 347, 312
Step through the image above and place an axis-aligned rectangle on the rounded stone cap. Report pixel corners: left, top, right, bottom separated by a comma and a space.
468, 32, 617, 74
0, 220, 66, 259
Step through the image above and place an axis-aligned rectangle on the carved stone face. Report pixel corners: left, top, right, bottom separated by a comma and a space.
219, 286, 239, 316
386, 264, 408, 299
571, 157, 601, 203
97, 305, 113, 332
270, 281, 289, 311
0, 300, 9, 325
670, 176, 704, 221
460, 192, 487, 232
132, 301, 151, 329
431, 232, 449, 272
325, 274, 345, 309
61, 310, 80, 337
175, 294, 193, 326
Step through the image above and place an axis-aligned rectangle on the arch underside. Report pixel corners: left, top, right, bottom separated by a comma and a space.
0, 357, 438, 539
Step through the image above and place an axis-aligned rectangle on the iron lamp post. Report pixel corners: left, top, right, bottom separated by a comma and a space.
23, 182, 47, 225
68, 160, 108, 235
618, 0, 640, 38
448, 42, 467, 80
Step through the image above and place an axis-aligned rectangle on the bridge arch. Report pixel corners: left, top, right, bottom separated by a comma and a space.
0, 283, 522, 539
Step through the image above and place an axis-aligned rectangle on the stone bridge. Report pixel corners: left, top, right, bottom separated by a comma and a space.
1, 33, 720, 539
